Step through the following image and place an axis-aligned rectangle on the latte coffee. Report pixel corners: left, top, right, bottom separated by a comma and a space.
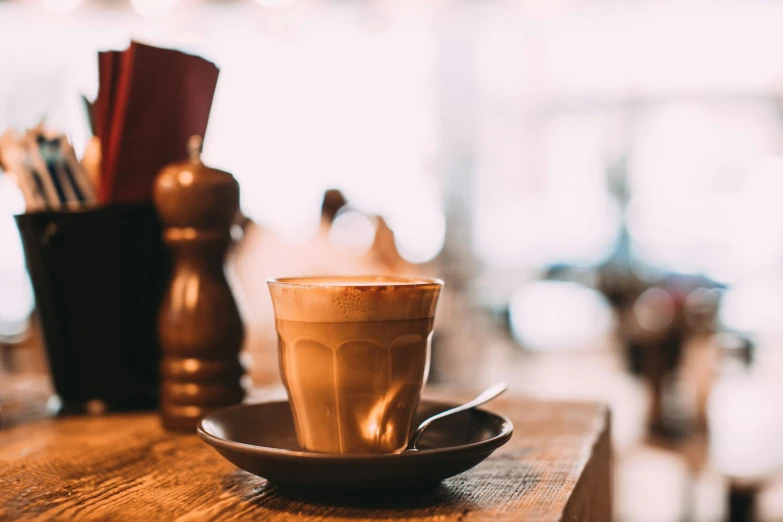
268, 276, 443, 454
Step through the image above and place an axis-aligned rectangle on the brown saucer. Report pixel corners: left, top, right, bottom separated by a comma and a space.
197, 399, 513, 495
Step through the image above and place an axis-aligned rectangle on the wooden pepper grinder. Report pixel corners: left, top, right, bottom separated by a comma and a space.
154, 136, 245, 430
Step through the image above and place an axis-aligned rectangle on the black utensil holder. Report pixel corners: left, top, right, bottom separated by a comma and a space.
15, 205, 171, 412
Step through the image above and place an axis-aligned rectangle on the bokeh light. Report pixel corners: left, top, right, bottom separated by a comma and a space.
329, 210, 376, 256
129, 0, 178, 17
387, 202, 445, 264
254, 0, 296, 6
42, 0, 82, 14
634, 288, 675, 332
708, 366, 783, 479
509, 281, 613, 351
720, 282, 783, 334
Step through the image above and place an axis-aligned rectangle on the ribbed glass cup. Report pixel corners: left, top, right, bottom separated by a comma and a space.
267, 276, 443, 454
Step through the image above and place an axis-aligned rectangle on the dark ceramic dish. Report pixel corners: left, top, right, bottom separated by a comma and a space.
198, 399, 513, 495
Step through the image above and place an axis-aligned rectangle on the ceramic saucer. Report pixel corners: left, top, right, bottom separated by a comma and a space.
197, 399, 513, 495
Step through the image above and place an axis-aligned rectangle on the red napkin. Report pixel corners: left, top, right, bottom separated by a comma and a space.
97, 50, 120, 193
96, 42, 219, 204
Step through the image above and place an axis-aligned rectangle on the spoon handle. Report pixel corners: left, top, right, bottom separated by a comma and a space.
408, 382, 508, 450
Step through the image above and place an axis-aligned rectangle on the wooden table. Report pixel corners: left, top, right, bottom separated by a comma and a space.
0, 390, 611, 521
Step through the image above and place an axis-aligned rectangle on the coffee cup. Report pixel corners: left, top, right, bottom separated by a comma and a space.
267, 275, 443, 454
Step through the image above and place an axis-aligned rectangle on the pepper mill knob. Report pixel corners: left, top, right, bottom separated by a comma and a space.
188, 135, 203, 163
153, 136, 245, 430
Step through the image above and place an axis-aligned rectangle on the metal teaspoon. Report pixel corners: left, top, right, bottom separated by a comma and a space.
407, 382, 508, 451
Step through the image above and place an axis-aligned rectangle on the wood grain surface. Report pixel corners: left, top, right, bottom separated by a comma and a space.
0, 389, 611, 522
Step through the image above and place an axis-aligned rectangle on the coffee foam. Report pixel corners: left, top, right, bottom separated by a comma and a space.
268, 276, 443, 322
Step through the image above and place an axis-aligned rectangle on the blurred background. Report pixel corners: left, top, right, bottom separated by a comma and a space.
5, 0, 783, 520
